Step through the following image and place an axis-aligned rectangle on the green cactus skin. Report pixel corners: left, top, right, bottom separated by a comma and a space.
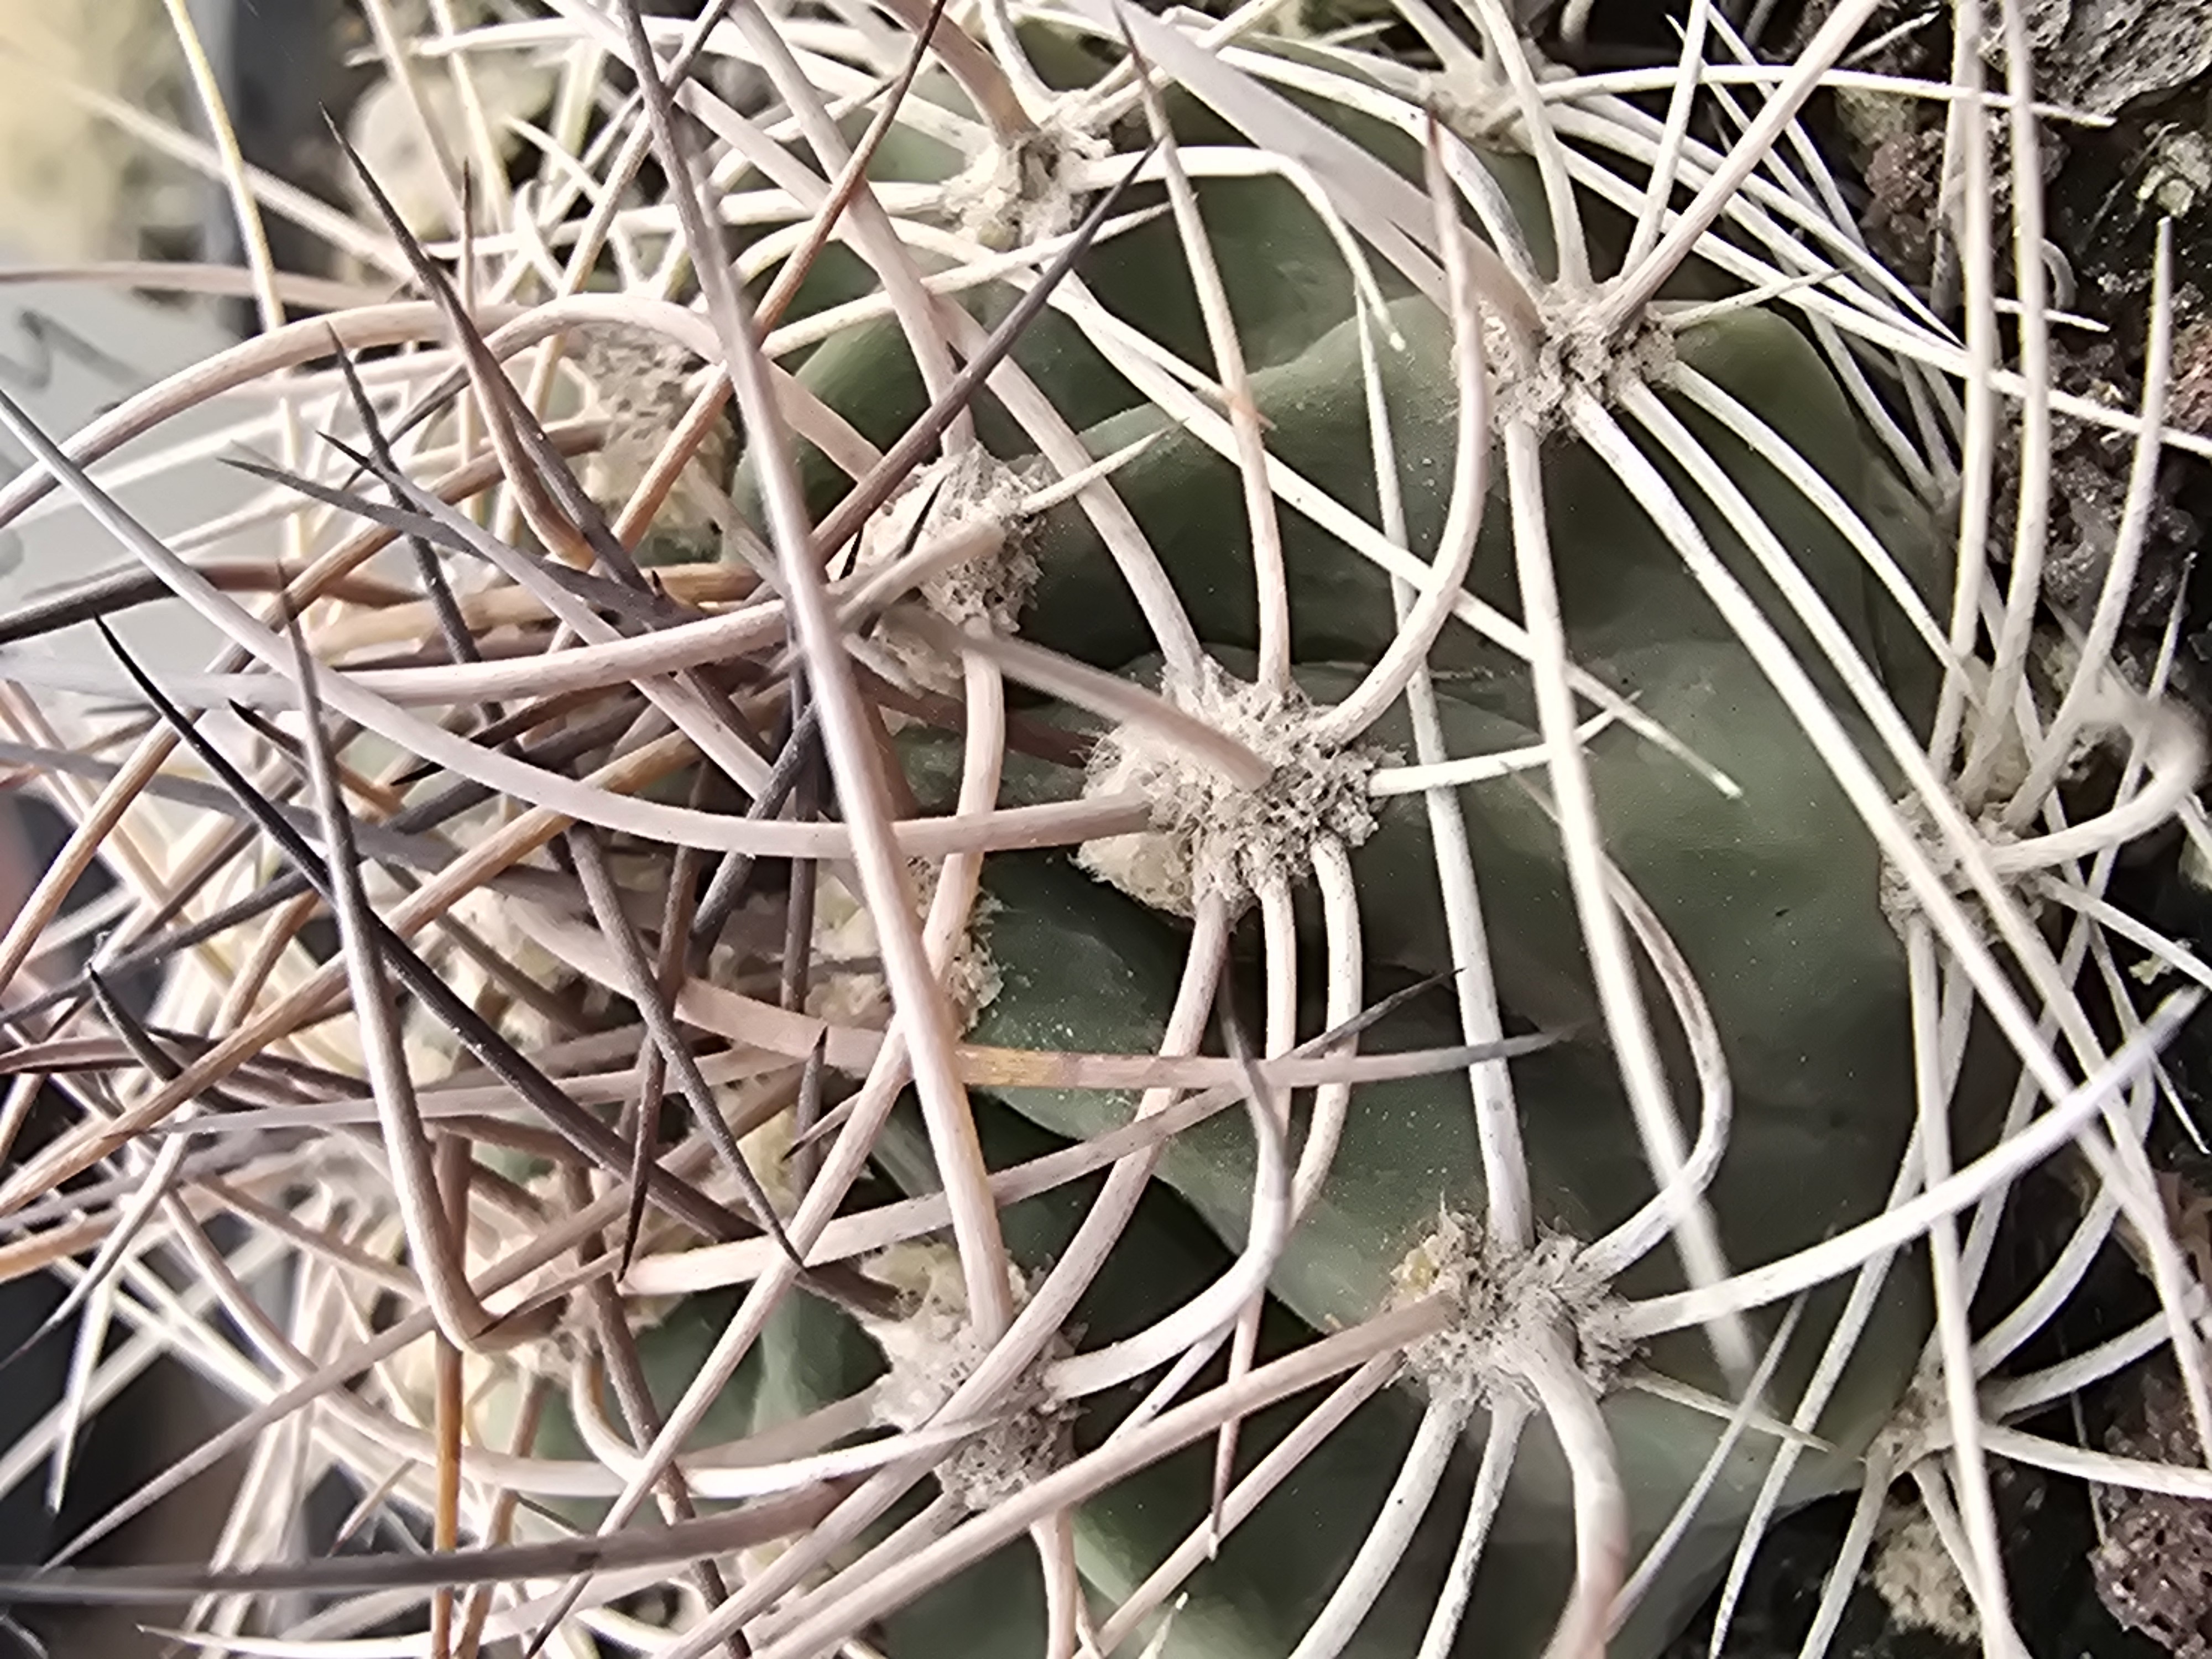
708, 49, 1968, 1656
739, 156, 1933, 708
1013, 300, 1927, 691
870, 274, 1965, 1659
868, 1098, 1478, 1659
941, 605, 1996, 1653
966, 849, 1484, 1327
733, 60, 1555, 531
1321, 640, 1913, 1133
747, 1279, 888, 1440
964, 844, 1938, 1659
919, 626, 1927, 1152
740, 155, 1378, 529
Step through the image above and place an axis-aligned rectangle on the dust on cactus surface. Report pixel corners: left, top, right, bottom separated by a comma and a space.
0, 1, 2209, 1658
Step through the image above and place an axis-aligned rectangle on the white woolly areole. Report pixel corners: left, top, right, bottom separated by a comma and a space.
1491, 297, 1679, 434
570, 322, 731, 559
1867, 1366, 1981, 1493
1389, 1211, 1628, 1415
446, 883, 568, 1035
735, 869, 1000, 1031
1871, 1502, 1979, 1644
1877, 788, 2041, 941
945, 124, 1110, 250
1078, 659, 1383, 914
856, 450, 1035, 694
346, 44, 554, 238
861, 1243, 1072, 1512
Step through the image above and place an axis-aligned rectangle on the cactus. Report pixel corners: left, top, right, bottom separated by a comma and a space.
0, 4, 2205, 1659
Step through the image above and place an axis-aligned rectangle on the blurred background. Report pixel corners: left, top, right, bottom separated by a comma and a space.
0, 3, 343, 1652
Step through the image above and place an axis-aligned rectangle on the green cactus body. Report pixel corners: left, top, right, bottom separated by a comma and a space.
939, 572, 1987, 1650
742, 148, 1381, 525
965, 838, 1933, 1659
739, 116, 1931, 700
919, 625, 1924, 1147
968, 847, 1487, 1323
1014, 300, 1926, 689
717, 39, 1960, 1657
1331, 640, 1913, 1131
735, 56, 1504, 527
868, 1099, 1475, 1659
747, 1282, 888, 1439
487, 1289, 879, 1532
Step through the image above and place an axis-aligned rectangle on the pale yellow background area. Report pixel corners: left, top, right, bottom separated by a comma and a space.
0, 6, 249, 1649
0, 0, 201, 263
